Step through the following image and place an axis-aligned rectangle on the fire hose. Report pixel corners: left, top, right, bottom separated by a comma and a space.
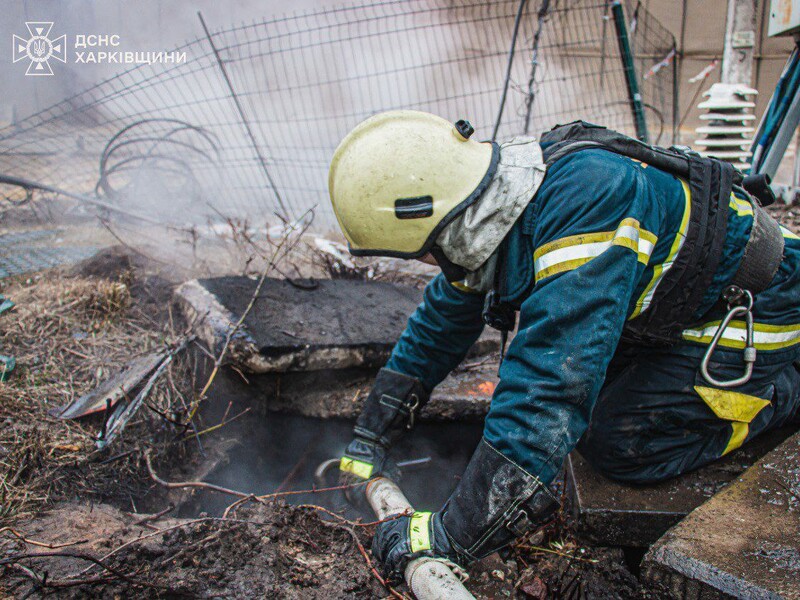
365, 477, 475, 600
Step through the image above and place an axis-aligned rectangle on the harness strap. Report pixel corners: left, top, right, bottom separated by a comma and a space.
730, 197, 785, 294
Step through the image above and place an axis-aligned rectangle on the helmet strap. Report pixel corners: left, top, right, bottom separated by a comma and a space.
429, 246, 467, 283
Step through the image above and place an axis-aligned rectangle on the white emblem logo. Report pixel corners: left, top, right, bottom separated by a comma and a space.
12, 22, 66, 76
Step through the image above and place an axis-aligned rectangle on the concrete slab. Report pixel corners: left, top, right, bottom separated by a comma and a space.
565, 426, 797, 547
642, 431, 800, 599
176, 277, 499, 373
207, 359, 497, 421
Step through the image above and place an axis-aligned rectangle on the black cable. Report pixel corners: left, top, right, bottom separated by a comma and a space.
492, 0, 528, 141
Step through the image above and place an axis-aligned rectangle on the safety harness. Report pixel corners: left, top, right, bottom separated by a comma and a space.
483, 121, 785, 387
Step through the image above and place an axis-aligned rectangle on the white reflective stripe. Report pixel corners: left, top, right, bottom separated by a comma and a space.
683, 320, 800, 350
535, 240, 612, 273
534, 218, 656, 281
637, 236, 655, 257
781, 225, 799, 240
729, 193, 753, 216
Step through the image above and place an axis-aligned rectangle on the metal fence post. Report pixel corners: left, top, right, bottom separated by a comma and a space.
611, 1, 649, 142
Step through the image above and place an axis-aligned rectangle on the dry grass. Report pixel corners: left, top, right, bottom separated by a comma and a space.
0, 268, 193, 523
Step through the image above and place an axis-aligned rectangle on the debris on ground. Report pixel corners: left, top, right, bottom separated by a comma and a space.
0, 248, 193, 523
2, 214, 800, 598
2, 501, 386, 599
0, 294, 14, 315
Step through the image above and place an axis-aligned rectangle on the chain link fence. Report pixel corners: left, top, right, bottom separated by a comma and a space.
0, 0, 676, 234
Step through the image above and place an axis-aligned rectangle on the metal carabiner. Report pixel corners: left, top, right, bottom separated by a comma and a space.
700, 289, 756, 388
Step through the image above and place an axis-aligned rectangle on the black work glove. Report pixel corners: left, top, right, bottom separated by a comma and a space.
372, 438, 560, 580
372, 511, 459, 583
338, 437, 401, 507
338, 368, 427, 501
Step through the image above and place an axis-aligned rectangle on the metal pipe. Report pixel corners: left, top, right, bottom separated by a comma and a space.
365, 477, 475, 600
0, 173, 191, 232
611, 1, 649, 142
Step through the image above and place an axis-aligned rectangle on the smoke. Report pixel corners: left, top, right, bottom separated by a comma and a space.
0, 0, 341, 119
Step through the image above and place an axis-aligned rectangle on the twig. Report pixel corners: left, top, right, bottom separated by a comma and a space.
459, 355, 497, 371
145, 449, 361, 501
316, 518, 409, 600
144, 449, 251, 498
185, 406, 250, 438
515, 543, 599, 564
72, 517, 221, 577
187, 208, 314, 422
7, 561, 120, 591
296, 504, 409, 528
0, 551, 154, 587
133, 503, 175, 525
222, 494, 261, 519
0, 528, 88, 549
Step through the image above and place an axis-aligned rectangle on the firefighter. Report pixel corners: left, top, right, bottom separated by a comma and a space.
327, 110, 800, 580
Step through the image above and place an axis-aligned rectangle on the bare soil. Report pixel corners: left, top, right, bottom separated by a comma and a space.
3, 496, 664, 599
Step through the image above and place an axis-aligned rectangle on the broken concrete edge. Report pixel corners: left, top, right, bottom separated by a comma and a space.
644, 545, 782, 600
175, 279, 259, 360
642, 430, 800, 599
565, 453, 713, 548
565, 427, 799, 549
175, 279, 397, 372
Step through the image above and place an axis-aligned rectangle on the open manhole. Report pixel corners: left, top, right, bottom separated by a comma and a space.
174, 276, 499, 519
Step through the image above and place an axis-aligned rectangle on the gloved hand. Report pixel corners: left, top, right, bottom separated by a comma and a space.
372, 438, 560, 581
372, 511, 460, 582
338, 437, 400, 508
339, 437, 399, 483
338, 368, 427, 502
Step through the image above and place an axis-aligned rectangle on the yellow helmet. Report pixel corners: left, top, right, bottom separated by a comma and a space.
328, 110, 498, 258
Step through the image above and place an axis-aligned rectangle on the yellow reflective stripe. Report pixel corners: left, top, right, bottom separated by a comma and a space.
631, 180, 691, 319
339, 457, 373, 479
724, 422, 750, 455
729, 193, 753, 217
780, 225, 799, 240
682, 320, 800, 350
409, 511, 432, 552
534, 218, 658, 282
694, 386, 771, 422
694, 386, 771, 456
451, 281, 480, 294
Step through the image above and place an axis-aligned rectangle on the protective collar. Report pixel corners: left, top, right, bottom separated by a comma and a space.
435, 137, 546, 290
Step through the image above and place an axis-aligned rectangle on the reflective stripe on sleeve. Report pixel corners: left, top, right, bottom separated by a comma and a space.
409, 511, 432, 552
339, 457, 374, 479
534, 217, 657, 282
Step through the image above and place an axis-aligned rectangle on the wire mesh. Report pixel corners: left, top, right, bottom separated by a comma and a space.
0, 0, 676, 231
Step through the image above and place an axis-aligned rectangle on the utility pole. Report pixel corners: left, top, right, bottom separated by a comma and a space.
694, 0, 759, 168
721, 0, 758, 85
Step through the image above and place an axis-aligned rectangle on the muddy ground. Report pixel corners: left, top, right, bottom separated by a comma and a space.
4, 197, 800, 599
3, 497, 662, 599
